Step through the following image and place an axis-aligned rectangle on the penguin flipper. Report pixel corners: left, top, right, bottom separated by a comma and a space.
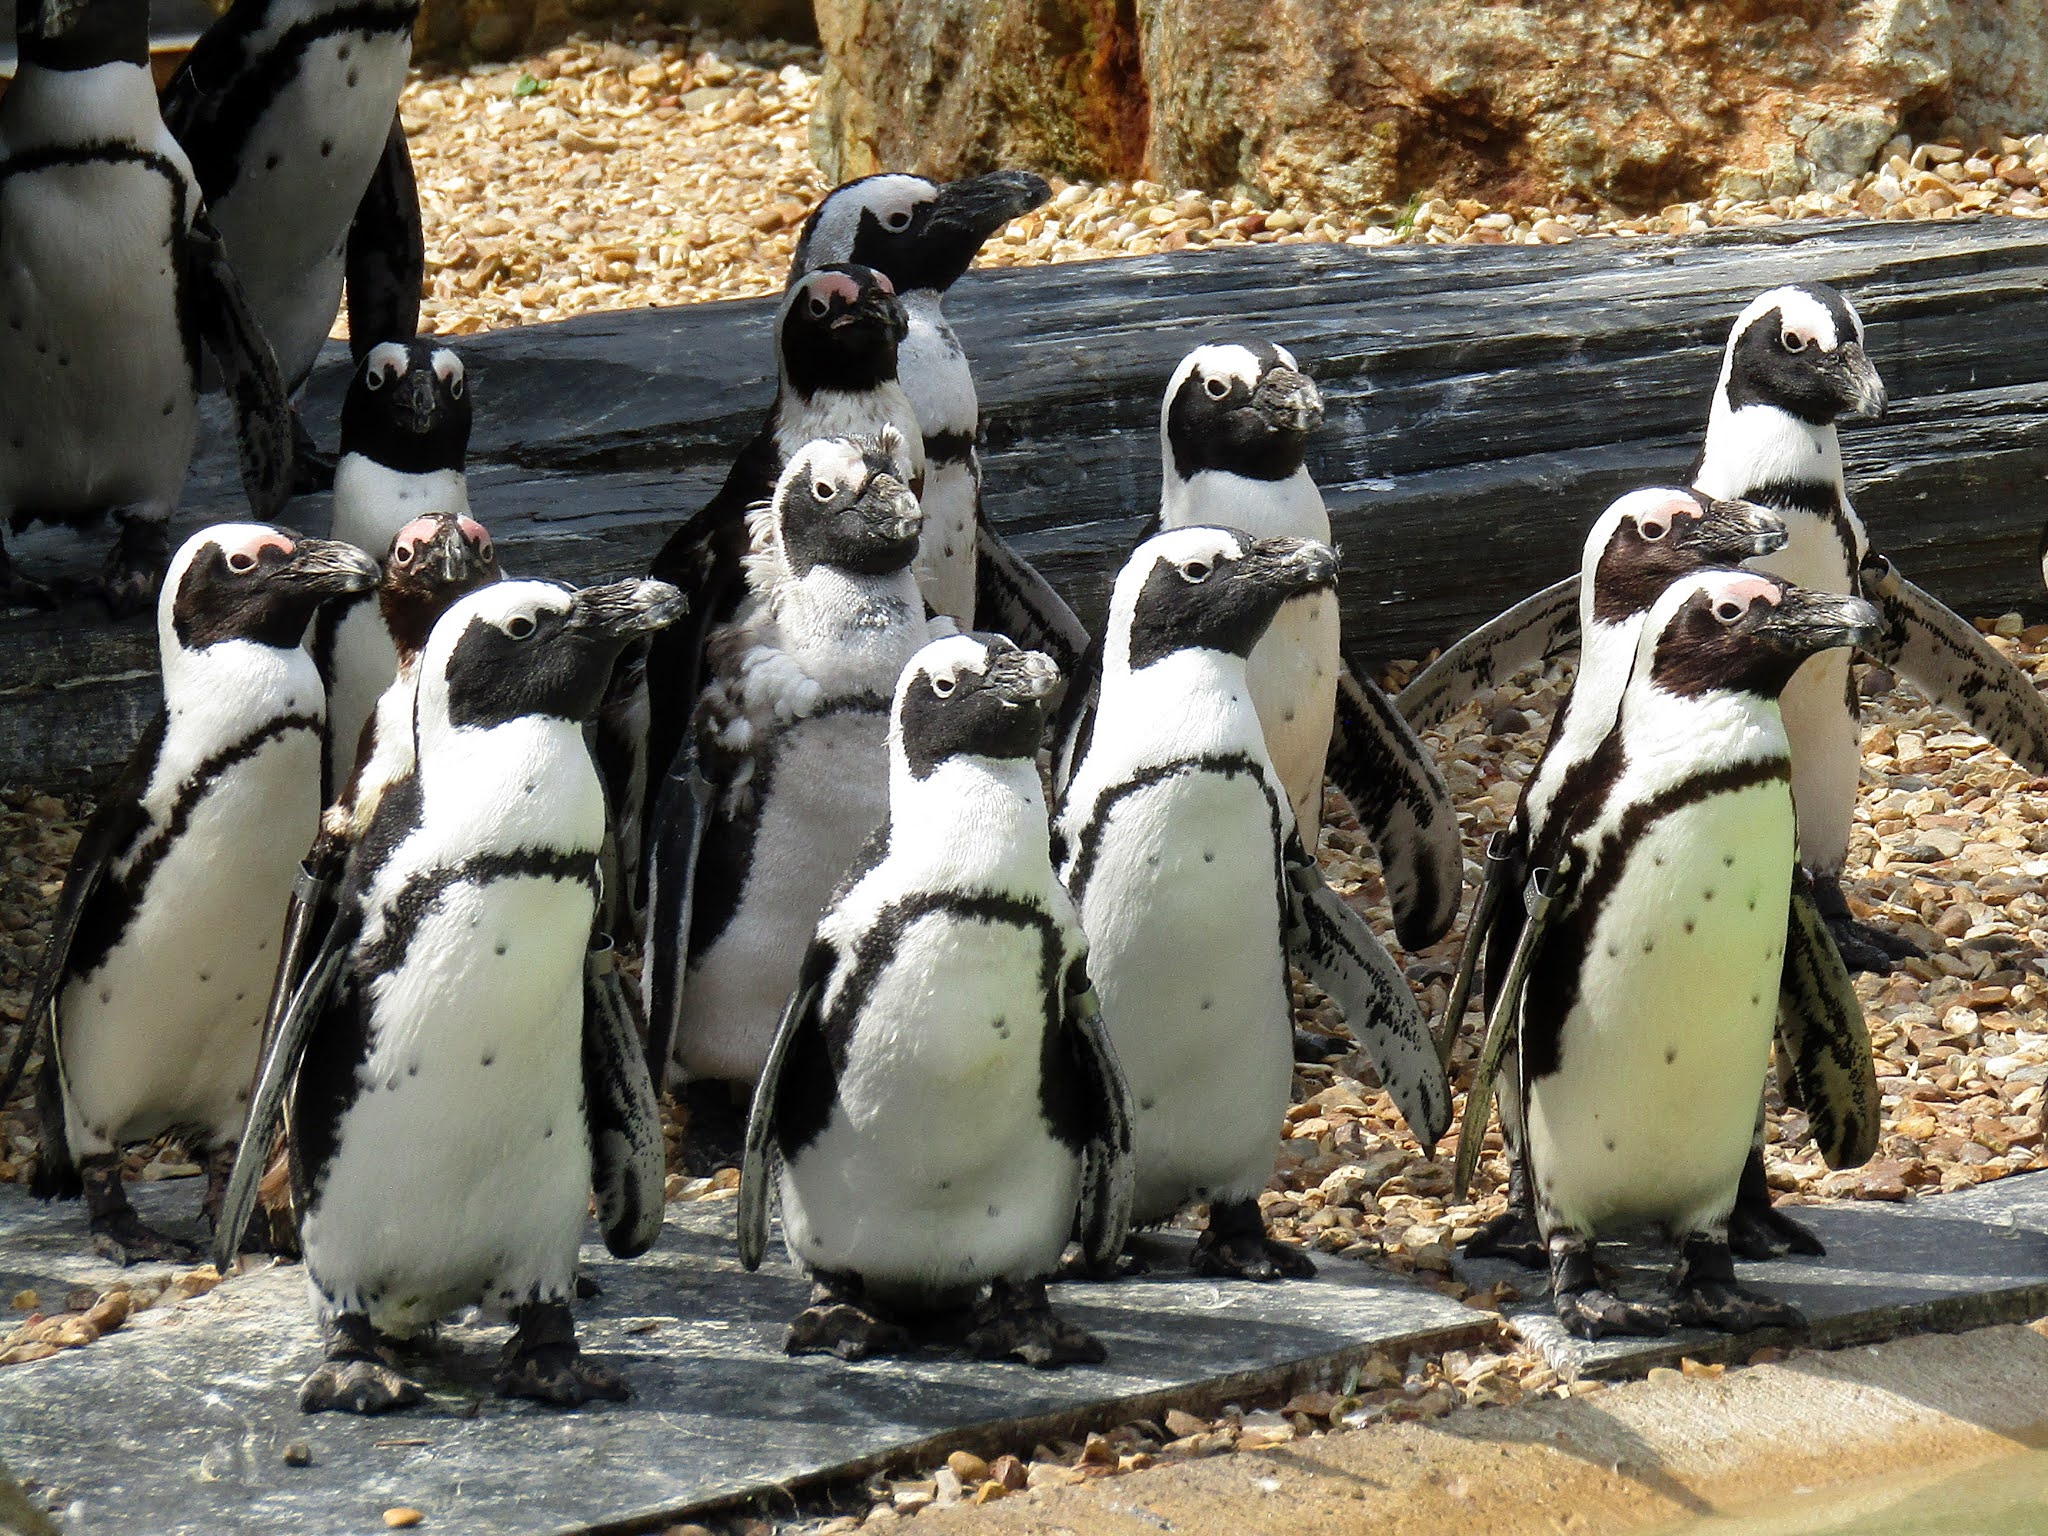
210, 902, 358, 1272
1281, 840, 1451, 1148
0, 714, 163, 1110
737, 943, 831, 1272
1860, 554, 2048, 773
582, 935, 666, 1258
344, 113, 424, 364
182, 209, 293, 520
1776, 874, 1881, 1171
1062, 959, 1135, 1269
1396, 576, 1579, 734
973, 513, 1089, 683
641, 736, 712, 1091
1329, 658, 1462, 950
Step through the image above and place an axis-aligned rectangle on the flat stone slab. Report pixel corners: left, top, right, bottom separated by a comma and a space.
1458, 1170, 2048, 1379
0, 1180, 1486, 1535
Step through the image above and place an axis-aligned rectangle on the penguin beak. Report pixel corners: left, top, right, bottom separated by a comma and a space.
839, 282, 908, 342
1752, 589, 1884, 658
857, 474, 925, 548
1828, 342, 1887, 421
1252, 367, 1325, 436
278, 538, 380, 599
986, 647, 1060, 705
1683, 498, 1788, 561
399, 366, 438, 433
567, 578, 688, 639
929, 171, 1053, 246
1240, 535, 1339, 600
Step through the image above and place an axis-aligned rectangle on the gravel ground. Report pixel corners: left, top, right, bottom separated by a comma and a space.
389, 26, 2048, 338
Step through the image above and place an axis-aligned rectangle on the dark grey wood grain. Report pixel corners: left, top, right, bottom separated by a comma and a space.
7, 216, 2048, 784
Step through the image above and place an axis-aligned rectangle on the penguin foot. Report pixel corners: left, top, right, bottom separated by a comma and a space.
785, 1273, 915, 1360
497, 1300, 629, 1406
1669, 1279, 1804, 1334
1825, 913, 1921, 974
677, 1080, 746, 1175
88, 1211, 198, 1267
1552, 1286, 1676, 1340
1292, 1026, 1350, 1064
1192, 1200, 1316, 1281
964, 1279, 1104, 1368
96, 519, 170, 619
1462, 1206, 1547, 1269
290, 413, 337, 495
1727, 1200, 1826, 1261
574, 1271, 604, 1300
299, 1358, 426, 1415
0, 562, 58, 613
1054, 1246, 1151, 1283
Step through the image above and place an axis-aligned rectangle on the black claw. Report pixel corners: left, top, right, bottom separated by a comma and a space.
1553, 1286, 1676, 1340
964, 1279, 1105, 1368
1054, 1246, 1150, 1283
1462, 1206, 1547, 1268
1192, 1199, 1316, 1281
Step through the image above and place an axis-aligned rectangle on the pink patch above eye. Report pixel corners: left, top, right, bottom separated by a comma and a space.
810, 271, 864, 306
458, 516, 491, 549
1708, 572, 1784, 610
393, 516, 442, 551
235, 531, 295, 562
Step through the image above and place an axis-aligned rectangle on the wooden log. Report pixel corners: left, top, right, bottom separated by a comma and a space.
7, 215, 2048, 785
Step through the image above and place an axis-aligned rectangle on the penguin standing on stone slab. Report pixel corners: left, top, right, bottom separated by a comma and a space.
739, 634, 1132, 1365
644, 431, 944, 1170
1461, 570, 1880, 1339
1054, 342, 1462, 964
0, 525, 375, 1262
788, 172, 1087, 672
160, 0, 425, 487
1054, 527, 1450, 1280
0, 0, 293, 613
310, 342, 475, 786
1448, 488, 1878, 1269
214, 577, 679, 1413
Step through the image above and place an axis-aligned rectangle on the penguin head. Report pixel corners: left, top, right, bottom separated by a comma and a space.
163, 524, 379, 654
424, 577, 686, 733
1163, 343, 1323, 486
1642, 570, 1882, 701
777, 265, 908, 400
748, 432, 923, 591
17, 0, 146, 71
1585, 488, 1786, 623
893, 633, 1058, 779
1112, 525, 1338, 672
339, 342, 471, 475
1720, 283, 1886, 426
792, 171, 1051, 295
379, 514, 501, 656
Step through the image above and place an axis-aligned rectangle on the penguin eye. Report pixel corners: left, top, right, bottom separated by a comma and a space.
365, 367, 387, 391
1639, 518, 1669, 542
227, 551, 258, 574
930, 673, 956, 698
447, 373, 465, 399
1714, 599, 1747, 623
1180, 559, 1213, 584
813, 479, 835, 502
392, 543, 415, 567
478, 541, 495, 564
506, 614, 537, 640
807, 295, 830, 320
1203, 376, 1230, 400
884, 208, 912, 231
1780, 329, 1809, 354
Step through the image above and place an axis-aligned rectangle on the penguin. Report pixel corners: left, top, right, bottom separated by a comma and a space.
160, 0, 424, 485
3, 524, 375, 1261
1054, 343, 1461, 958
788, 172, 1087, 670
310, 341, 474, 782
0, 0, 292, 613
1478, 569, 1880, 1338
1053, 526, 1450, 1279
217, 575, 680, 1413
737, 633, 1132, 1365
643, 431, 943, 1167
634, 263, 916, 901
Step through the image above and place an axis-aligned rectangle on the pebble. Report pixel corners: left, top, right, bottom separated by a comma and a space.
383, 1510, 423, 1530
281, 1442, 313, 1467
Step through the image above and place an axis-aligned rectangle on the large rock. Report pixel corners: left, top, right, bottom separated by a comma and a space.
413, 0, 814, 61
813, 0, 2048, 210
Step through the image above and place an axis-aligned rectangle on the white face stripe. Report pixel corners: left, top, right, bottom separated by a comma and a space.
899, 633, 995, 704
421, 578, 573, 682
1112, 524, 1250, 626
429, 348, 463, 385
805, 174, 937, 266
1582, 487, 1700, 572
365, 341, 410, 379
783, 437, 868, 498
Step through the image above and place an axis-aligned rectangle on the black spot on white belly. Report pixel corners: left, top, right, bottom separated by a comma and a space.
1641, 938, 1655, 953
1665, 1047, 1677, 1064
939, 1179, 951, 1190
494, 943, 507, 956
1723, 854, 1735, 867
1139, 1096, 1155, 1111
347, 68, 359, 86
265, 153, 280, 170
1683, 919, 1695, 934
481, 1052, 495, 1067
1203, 851, 1215, 863
198, 970, 210, 982
321, 140, 334, 157
987, 1204, 999, 1218
1604, 1137, 1616, 1152
1703, 888, 1715, 901
1200, 997, 1212, 1011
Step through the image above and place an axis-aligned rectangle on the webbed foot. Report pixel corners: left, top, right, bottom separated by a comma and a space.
300, 1313, 424, 1414
496, 1300, 628, 1406
0, 554, 57, 612
1814, 872, 1923, 973
1728, 1184, 1825, 1261
1668, 1235, 1804, 1333
1191, 1198, 1316, 1281
1462, 1205, 1547, 1268
677, 1079, 745, 1175
785, 1272, 914, 1361
1293, 1026, 1350, 1064
83, 1153, 195, 1265
965, 1278, 1104, 1368
96, 518, 169, 619
1549, 1237, 1673, 1340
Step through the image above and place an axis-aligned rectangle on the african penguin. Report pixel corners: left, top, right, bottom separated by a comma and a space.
787, 171, 1085, 669
738, 633, 1131, 1366
321, 510, 499, 850
643, 430, 944, 1167
161, 0, 424, 484
1690, 283, 1901, 969
282, 575, 682, 1413
1513, 569, 1879, 1338
20, 524, 376, 1262
312, 342, 475, 779
0, 0, 291, 613
1054, 526, 1449, 1281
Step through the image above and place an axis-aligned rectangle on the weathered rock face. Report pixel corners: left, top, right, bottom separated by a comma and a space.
812, 0, 2048, 211
413, 0, 813, 61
